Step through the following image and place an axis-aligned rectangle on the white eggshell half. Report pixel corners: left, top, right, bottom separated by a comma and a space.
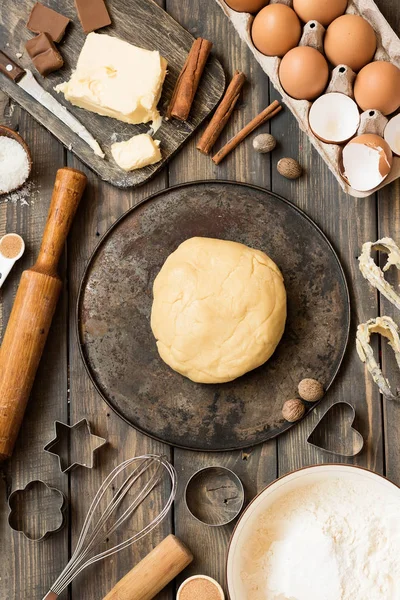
384, 114, 400, 156
309, 93, 360, 144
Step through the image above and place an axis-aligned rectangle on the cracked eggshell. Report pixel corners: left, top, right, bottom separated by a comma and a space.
309, 93, 360, 144
293, 0, 348, 27
225, 0, 270, 12
341, 133, 393, 192
384, 115, 400, 156
252, 4, 302, 57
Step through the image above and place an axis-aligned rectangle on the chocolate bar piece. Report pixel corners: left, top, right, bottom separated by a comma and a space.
25, 33, 64, 76
74, 0, 111, 33
27, 3, 70, 43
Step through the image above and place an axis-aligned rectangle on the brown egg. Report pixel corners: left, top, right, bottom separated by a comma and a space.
324, 14, 377, 72
225, 0, 270, 12
354, 61, 400, 116
252, 4, 301, 57
293, 0, 347, 27
279, 46, 329, 100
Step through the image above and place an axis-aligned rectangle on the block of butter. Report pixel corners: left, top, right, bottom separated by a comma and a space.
56, 33, 167, 126
111, 134, 162, 171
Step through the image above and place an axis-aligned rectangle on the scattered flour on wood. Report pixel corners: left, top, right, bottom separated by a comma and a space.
0, 180, 38, 206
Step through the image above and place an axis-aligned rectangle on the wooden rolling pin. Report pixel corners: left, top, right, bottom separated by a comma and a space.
0, 167, 87, 461
103, 535, 193, 600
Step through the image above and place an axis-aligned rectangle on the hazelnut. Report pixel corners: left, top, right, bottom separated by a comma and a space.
282, 398, 305, 422
253, 133, 276, 153
298, 378, 324, 402
277, 157, 302, 179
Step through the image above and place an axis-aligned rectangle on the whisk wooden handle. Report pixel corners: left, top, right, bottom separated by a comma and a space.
0, 168, 87, 461
103, 535, 193, 600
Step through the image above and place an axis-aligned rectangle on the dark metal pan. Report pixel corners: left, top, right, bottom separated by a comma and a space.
77, 181, 350, 451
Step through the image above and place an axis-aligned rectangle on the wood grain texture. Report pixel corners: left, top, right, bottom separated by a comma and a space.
0, 0, 225, 187
0, 168, 86, 460
374, 0, 400, 491
269, 80, 384, 476
0, 96, 68, 599
1, 0, 400, 598
166, 0, 277, 593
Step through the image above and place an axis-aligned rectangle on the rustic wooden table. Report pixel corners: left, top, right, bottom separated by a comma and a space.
1, 1, 400, 598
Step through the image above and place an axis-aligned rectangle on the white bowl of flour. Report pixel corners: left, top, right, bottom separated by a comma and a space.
227, 465, 400, 600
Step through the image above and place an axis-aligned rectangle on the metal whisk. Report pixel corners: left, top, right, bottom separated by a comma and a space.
43, 454, 177, 600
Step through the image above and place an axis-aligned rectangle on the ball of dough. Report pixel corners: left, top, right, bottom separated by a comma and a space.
150, 237, 287, 384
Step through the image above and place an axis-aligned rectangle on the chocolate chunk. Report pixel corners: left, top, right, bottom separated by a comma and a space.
74, 0, 111, 33
27, 3, 70, 43
25, 33, 64, 77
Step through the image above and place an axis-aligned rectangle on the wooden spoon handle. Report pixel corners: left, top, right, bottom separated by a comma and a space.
33, 168, 87, 277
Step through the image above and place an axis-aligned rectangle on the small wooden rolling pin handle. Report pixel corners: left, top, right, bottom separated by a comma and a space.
34, 168, 87, 277
0, 168, 87, 461
103, 535, 193, 600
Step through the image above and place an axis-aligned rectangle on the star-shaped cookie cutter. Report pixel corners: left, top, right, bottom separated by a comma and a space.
44, 419, 107, 473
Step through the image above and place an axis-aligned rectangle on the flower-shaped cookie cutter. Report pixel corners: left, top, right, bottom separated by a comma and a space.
8, 480, 67, 542
44, 418, 107, 473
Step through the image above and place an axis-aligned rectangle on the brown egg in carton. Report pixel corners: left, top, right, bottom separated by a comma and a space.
215, 0, 400, 197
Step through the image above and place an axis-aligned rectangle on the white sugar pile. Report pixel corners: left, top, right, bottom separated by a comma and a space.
240, 478, 400, 600
0, 136, 30, 194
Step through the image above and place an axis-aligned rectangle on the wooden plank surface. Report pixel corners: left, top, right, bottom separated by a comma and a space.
0, 95, 69, 598
167, 0, 276, 590
0, 0, 225, 187
0, 0, 399, 598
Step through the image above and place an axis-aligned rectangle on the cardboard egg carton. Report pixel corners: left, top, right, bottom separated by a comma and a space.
214, 0, 400, 197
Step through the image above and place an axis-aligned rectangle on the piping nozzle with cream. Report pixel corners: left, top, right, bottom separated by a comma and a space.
0, 233, 25, 288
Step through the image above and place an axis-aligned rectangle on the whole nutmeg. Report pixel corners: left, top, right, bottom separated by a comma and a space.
253, 133, 276, 154
277, 158, 302, 180
282, 398, 305, 422
298, 378, 324, 403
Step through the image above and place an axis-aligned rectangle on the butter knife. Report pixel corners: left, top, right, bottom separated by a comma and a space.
0, 50, 104, 158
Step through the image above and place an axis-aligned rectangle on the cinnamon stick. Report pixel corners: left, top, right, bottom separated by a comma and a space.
167, 38, 213, 121
212, 101, 282, 165
197, 70, 246, 155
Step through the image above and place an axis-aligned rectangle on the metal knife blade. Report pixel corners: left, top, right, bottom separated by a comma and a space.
0, 51, 104, 158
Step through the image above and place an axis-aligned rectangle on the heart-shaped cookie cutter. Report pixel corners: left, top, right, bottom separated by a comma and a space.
307, 402, 364, 457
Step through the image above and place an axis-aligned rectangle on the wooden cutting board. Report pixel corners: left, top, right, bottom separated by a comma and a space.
0, 0, 225, 187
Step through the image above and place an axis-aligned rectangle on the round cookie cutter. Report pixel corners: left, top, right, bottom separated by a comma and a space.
185, 466, 244, 527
